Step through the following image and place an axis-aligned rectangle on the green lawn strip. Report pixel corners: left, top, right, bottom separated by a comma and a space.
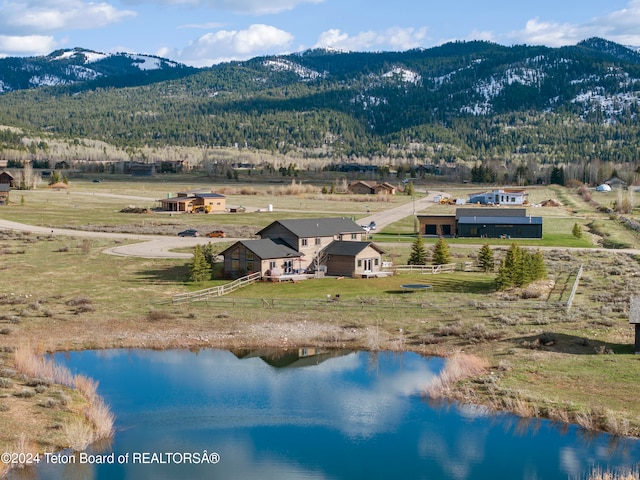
495, 352, 640, 429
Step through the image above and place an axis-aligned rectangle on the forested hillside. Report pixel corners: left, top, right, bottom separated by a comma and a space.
1, 38, 640, 179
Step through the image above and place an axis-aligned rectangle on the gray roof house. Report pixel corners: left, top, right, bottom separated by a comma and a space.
222, 217, 384, 279
221, 239, 303, 279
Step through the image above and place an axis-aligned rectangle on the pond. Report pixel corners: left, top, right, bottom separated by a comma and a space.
12, 348, 640, 479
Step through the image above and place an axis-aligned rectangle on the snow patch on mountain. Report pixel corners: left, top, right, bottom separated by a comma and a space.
125, 54, 171, 71
352, 93, 387, 110
460, 67, 545, 115
572, 89, 640, 121
433, 59, 483, 87
51, 50, 109, 63
263, 59, 324, 80
65, 65, 102, 81
29, 75, 67, 87
382, 67, 421, 84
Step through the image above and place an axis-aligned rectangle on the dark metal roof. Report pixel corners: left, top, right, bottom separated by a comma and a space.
455, 207, 527, 219
195, 193, 225, 199
458, 216, 542, 225
322, 240, 385, 256
257, 217, 363, 238
222, 239, 302, 260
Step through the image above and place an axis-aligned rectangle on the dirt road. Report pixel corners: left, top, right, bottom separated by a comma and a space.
0, 191, 445, 258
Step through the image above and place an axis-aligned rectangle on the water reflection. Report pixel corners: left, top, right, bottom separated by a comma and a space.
10, 348, 639, 480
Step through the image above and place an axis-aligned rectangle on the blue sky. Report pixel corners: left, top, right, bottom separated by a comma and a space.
0, 0, 638, 66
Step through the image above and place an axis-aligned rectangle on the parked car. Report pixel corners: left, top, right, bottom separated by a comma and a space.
178, 229, 199, 237
361, 225, 371, 233
205, 230, 226, 238
368, 221, 377, 230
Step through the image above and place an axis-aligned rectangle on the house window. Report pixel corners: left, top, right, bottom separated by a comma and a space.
301, 238, 308, 246
231, 248, 240, 260
357, 259, 362, 267
246, 261, 253, 272
232, 260, 239, 271
269, 261, 276, 269
469, 227, 478, 236
375, 258, 379, 266
315, 238, 321, 245
246, 251, 254, 261
351, 233, 357, 240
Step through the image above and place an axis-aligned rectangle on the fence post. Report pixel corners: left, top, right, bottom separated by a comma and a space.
566, 264, 583, 312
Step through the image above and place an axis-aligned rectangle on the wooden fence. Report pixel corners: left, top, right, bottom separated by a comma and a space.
565, 264, 584, 312
169, 272, 261, 304
391, 263, 457, 274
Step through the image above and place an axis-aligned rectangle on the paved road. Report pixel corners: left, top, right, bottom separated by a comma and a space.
359, 190, 447, 230
0, 218, 232, 259
0, 190, 445, 259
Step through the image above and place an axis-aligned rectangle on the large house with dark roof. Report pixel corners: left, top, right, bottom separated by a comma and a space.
418, 207, 542, 239
221, 217, 385, 279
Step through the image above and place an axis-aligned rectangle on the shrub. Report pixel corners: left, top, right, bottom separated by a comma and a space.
14, 388, 36, 398
64, 419, 94, 452
424, 353, 489, 398
146, 310, 175, 322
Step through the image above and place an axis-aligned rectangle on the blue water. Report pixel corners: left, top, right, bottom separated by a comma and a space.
15, 349, 640, 479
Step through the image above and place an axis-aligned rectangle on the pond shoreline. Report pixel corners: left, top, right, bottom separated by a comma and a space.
2, 316, 639, 479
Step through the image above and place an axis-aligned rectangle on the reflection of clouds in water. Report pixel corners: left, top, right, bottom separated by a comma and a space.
560, 447, 581, 478
454, 403, 493, 420
417, 427, 488, 480
96, 349, 439, 439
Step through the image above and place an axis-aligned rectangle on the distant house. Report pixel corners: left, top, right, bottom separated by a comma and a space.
348, 181, 396, 195
605, 176, 627, 190
130, 163, 156, 177
468, 189, 528, 205
347, 181, 377, 195
0, 171, 15, 188
0, 184, 10, 205
418, 207, 542, 238
222, 217, 384, 279
158, 191, 226, 213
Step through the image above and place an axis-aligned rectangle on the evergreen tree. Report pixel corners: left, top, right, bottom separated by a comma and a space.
550, 166, 565, 186
189, 244, 211, 282
405, 181, 415, 196
496, 244, 547, 290
572, 222, 583, 238
49, 170, 60, 185
408, 235, 428, 265
530, 250, 547, 281
431, 237, 451, 265
496, 243, 521, 289
477, 243, 495, 272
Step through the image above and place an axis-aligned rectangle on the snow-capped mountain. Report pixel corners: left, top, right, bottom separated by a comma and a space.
0, 48, 193, 93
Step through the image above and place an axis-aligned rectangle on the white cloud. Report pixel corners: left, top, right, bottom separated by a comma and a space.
508, 0, 640, 47
0, 0, 136, 35
0, 34, 57, 55
166, 23, 294, 67
121, 0, 323, 15
314, 26, 428, 52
